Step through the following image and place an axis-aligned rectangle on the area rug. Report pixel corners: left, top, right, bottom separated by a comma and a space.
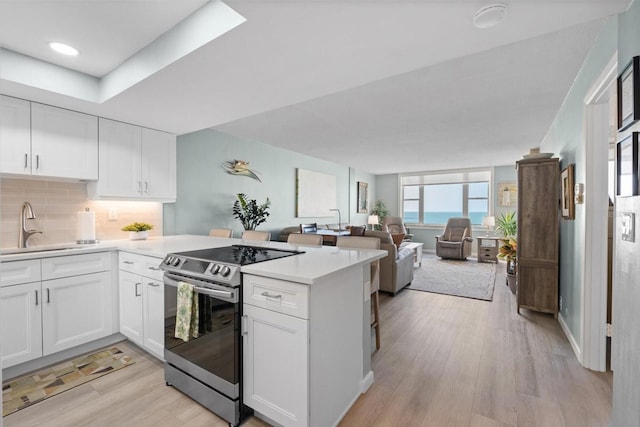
2, 347, 134, 417
407, 255, 497, 301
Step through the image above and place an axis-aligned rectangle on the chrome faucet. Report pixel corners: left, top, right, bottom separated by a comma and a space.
330, 208, 342, 232
19, 202, 42, 248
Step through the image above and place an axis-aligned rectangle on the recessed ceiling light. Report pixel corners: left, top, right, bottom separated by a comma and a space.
473, 4, 508, 29
49, 42, 79, 56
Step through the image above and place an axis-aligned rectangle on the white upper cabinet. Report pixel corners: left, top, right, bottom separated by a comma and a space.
0, 95, 32, 175
31, 103, 98, 180
0, 97, 98, 180
89, 118, 176, 202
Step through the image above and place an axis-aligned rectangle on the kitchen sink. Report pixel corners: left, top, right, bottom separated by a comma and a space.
1, 245, 84, 256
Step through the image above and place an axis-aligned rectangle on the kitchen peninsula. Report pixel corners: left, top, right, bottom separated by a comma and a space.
1, 235, 385, 427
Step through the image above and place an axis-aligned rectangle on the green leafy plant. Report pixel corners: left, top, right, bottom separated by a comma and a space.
370, 200, 389, 230
495, 211, 517, 237
232, 193, 271, 230
121, 222, 154, 232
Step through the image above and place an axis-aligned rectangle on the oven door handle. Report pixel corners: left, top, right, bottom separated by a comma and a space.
164, 273, 238, 303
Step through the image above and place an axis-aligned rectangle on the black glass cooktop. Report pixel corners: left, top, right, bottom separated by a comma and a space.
173, 245, 304, 266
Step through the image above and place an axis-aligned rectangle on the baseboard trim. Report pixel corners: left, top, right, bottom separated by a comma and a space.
558, 313, 583, 365
361, 370, 374, 393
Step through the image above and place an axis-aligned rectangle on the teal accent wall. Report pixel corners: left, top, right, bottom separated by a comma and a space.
374, 165, 517, 252
539, 17, 617, 350
164, 129, 375, 238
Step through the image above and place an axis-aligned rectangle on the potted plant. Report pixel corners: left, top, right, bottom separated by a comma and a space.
232, 193, 271, 230
495, 211, 517, 294
122, 222, 154, 240
370, 200, 389, 231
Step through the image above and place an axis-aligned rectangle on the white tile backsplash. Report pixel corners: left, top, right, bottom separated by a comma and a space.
1, 178, 163, 249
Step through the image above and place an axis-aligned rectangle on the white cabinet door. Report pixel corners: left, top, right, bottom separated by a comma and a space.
31, 103, 98, 180
243, 304, 309, 427
0, 283, 43, 368
141, 127, 176, 200
95, 118, 142, 197
119, 270, 144, 347
42, 271, 112, 355
143, 279, 164, 359
0, 95, 31, 175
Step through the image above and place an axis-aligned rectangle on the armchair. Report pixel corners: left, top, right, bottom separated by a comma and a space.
382, 216, 413, 241
435, 217, 473, 260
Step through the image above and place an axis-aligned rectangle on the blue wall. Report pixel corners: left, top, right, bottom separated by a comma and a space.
164, 129, 376, 238
374, 165, 517, 252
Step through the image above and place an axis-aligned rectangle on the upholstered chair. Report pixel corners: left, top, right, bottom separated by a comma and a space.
382, 216, 413, 241
241, 230, 271, 241
300, 223, 318, 233
287, 233, 323, 246
209, 228, 233, 238
336, 236, 382, 350
435, 217, 473, 260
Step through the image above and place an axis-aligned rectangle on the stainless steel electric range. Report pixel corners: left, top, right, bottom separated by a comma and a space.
159, 245, 303, 427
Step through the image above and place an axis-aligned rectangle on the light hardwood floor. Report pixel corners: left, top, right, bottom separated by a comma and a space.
4, 265, 612, 427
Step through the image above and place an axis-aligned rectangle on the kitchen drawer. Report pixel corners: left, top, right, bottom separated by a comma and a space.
42, 252, 111, 280
0, 259, 41, 287
243, 274, 308, 319
119, 252, 163, 280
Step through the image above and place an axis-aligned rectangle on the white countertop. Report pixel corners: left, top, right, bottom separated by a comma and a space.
1, 235, 386, 285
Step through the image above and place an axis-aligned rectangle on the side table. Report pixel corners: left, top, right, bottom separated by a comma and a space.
477, 236, 500, 263
402, 242, 423, 267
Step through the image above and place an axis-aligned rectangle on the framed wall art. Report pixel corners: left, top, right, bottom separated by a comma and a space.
618, 56, 640, 131
561, 164, 575, 220
616, 132, 639, 197
497, 182, 517, 207
357, 181, 369, 213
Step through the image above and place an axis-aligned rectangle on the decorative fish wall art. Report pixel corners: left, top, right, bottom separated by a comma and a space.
221, 160, 262, 182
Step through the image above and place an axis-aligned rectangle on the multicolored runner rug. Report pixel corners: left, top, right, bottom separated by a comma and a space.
2, 347, 134, 417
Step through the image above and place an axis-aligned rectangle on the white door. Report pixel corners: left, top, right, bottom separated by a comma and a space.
143, 279, 165, 359
31, 103, 98, 180
42, 272, 112, 355
119, 271, 144, 347
243, 304, 309, 427
0, 95, 31, 175
96, 118, 143, 197
0, 282, 43, 368
140, 128, 176, 200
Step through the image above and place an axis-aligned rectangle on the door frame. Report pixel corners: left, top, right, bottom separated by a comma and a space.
581, 53, 616, 371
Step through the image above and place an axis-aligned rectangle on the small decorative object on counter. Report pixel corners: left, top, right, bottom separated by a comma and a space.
121, 222, 154, 240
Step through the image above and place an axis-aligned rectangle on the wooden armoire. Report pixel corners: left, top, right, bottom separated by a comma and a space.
516, 157, 560, 318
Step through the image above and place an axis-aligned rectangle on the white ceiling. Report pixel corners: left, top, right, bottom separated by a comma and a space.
0, 0, 630, 175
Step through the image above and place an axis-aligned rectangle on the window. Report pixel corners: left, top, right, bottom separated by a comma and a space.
401, 169, 491, 225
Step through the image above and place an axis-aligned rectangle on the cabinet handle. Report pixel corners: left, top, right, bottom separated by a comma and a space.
261, 291, 282, 299
135, 282, 141, 297
123, 261, 134, 264
144, 181, 149, 193
147, 282, 160, 287
241, 315, 248, 336
35, 290, 38, 306
147, 266, 161, 271
36, 154, 40, 170
46, 288, 50, 303
24, 153, 28, 169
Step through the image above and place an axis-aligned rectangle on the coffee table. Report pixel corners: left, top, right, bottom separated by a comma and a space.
402, 242, 423, 267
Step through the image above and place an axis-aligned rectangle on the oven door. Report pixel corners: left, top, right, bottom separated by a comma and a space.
163, 272, 240, 399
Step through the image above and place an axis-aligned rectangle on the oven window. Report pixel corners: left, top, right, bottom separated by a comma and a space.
165, 292, 239, 385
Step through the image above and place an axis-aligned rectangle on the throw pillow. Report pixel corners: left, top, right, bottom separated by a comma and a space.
350, 225, 366, 236
391, 233, 405, 248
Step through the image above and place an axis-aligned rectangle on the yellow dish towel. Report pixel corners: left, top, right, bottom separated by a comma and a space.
175, 281, 199, 342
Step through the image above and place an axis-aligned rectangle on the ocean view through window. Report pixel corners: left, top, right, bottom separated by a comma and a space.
401, 169, 491, 225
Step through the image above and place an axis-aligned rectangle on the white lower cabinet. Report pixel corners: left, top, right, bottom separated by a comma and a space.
118, 252, 164, 359
42, 271, 112, 355
0, 282, 43, 367
243, 303, 309, 427
0, 252, 114, 369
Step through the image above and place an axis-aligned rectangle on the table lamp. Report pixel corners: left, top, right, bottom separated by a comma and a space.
482, 216, 495, 236
368, 215, 379, 230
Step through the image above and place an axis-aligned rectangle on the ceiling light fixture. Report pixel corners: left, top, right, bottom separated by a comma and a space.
473, 4, 508, 29
49, 42, 79, 56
